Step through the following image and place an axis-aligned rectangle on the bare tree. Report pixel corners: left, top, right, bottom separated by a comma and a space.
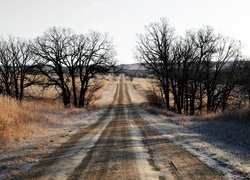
0, 37, 12, 96
63, 31, 116, 108
171, 27, 241, 114
32, 27, 116, 108
77, 31, 116, 107
201, 35, 241, 113
63, 34, 87, 107
31, 27, 73, 108
135, 18, 243, 114
168, 35, 197, 114
0, 36, 38, 102
135, 18, 175, 111
187, 26, 219, 114
235, 60, 250, 108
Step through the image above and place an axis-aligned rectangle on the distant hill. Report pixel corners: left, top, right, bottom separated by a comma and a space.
117, 63, 151, 78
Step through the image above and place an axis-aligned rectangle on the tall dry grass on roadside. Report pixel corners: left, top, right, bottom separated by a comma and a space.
142, 98, 250, 123
212, 108, 250, 122
0, 95, 60, 147
0, 77, 115, 147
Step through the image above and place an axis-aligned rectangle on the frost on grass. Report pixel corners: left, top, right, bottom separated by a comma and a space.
138, 108, 250, 179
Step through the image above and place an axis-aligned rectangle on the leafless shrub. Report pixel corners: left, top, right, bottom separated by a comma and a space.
146, 89, 164, 108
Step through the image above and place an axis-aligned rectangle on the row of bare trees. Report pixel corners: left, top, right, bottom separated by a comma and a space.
135, 18, 249, 115
0, 27, 116, 108
0, 36, 38, 101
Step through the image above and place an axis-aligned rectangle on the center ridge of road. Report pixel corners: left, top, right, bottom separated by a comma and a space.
11, 75, 223, 180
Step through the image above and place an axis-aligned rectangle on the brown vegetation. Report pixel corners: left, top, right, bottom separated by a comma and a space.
0, 95, 61, 147
0, 76, 115, 147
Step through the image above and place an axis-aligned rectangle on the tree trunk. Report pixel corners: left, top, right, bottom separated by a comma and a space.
248, 89, 250, 109
198, 83, 203, 115
62, 88, 71, 108
70, 70, 77, 107
170, 79, 182, 114
190, 83, 196, 115
164, 77, 170, 110
78, 86, 87, 108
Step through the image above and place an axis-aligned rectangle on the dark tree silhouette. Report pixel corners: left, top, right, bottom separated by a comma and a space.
31, 27, 73, 107
135, 18, 175, 111
135, 18, 243, 114
0, 36, 38, 102
31, 27, 116, 108
77, 31, 116, 107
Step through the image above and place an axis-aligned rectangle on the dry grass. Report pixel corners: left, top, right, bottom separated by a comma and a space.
146, 99, 250, 149
130, 77, 152, 92
94, 75, 119, 107
62, 108, 86, 117
25, 85, 64, 112
214, 108, 250, 123
141, 102, 175, 116
188, 108, 250, 150
0, 75, 116, 147
0, 95, 60, 147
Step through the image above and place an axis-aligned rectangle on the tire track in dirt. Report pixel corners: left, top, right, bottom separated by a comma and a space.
68, 75, 139, 180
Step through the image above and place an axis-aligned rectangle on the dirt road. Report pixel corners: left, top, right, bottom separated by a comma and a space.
11, 75, 223, 180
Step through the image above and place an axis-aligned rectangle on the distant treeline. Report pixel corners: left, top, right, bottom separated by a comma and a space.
135, 18, 250, 115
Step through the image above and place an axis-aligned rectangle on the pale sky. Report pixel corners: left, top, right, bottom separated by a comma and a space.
0, 0, 250, 64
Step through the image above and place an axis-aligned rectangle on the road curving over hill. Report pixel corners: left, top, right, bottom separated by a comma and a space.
11, 75, 223, 180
